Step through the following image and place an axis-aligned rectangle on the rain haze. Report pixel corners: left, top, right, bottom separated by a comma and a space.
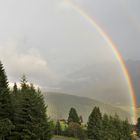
0, 0, 140, 106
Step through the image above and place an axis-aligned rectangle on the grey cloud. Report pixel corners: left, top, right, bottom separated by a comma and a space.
0, 0, 139, 105
0, 44, 49, 84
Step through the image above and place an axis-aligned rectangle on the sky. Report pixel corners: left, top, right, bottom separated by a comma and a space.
0, 0, 139, 105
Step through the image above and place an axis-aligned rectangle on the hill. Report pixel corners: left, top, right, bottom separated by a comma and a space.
44, 92, 131, 123
47, 62, 132, 106
41, 60, 140, 107
126, 60, 140, 106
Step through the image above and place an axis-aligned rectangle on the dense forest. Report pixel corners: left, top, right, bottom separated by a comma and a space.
0, 61, 139, 140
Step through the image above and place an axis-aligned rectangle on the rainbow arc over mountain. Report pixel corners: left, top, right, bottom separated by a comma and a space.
63, 0, 137, 124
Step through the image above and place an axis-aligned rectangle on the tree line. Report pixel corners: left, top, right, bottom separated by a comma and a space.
0, 61, 138, 140
54, 107, 136, 140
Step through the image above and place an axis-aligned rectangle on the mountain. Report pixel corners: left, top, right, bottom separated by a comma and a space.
45, 60, 140, 107
50, 62, 131, 106
126, 60, 140, 106
44, 92, 131, 123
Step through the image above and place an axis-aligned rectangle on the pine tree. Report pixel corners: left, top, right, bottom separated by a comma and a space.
0, 61, 12, 119
68, 108, 80, 124
0, 119, 14, 140
87, 107, 102, 140
0, 61, 13, 139
105, 114, 134, 140
111, 114, 123, 140
13, 78, 52, 140
102, 114, 112, 140
13, 83, 18, 95
20, 75, 28, 91
86, 107, 135, 140
121, 119, 133, 140
55, 120, 62, 135
136, 117, 140, 137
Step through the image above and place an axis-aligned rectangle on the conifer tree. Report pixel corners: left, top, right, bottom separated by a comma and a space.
0, 61, 12, 119
0, 61, 13, 139
55, 120, 62, 135
87, 107, 102, 140
102, 114, 112, 140
102, 114, 134, 140
13, 77, 52, 140
121, 119, 133, 140
111, 114, 123, 139
86, 106, 135, 140
68, 108, 80, 124
13, 83, 18, 95
136, 117, 140, 137
20, 75, 28, 91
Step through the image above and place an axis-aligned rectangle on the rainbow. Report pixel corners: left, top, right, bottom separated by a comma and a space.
63, 0, 137, 124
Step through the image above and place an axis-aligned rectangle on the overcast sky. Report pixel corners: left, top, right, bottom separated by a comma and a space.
0, 0, 139, 104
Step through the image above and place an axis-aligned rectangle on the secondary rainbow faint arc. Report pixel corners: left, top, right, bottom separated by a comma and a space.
63, 0, 137, 124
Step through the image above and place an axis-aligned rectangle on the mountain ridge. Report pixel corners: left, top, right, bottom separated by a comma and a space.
43, 92, 132, 123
